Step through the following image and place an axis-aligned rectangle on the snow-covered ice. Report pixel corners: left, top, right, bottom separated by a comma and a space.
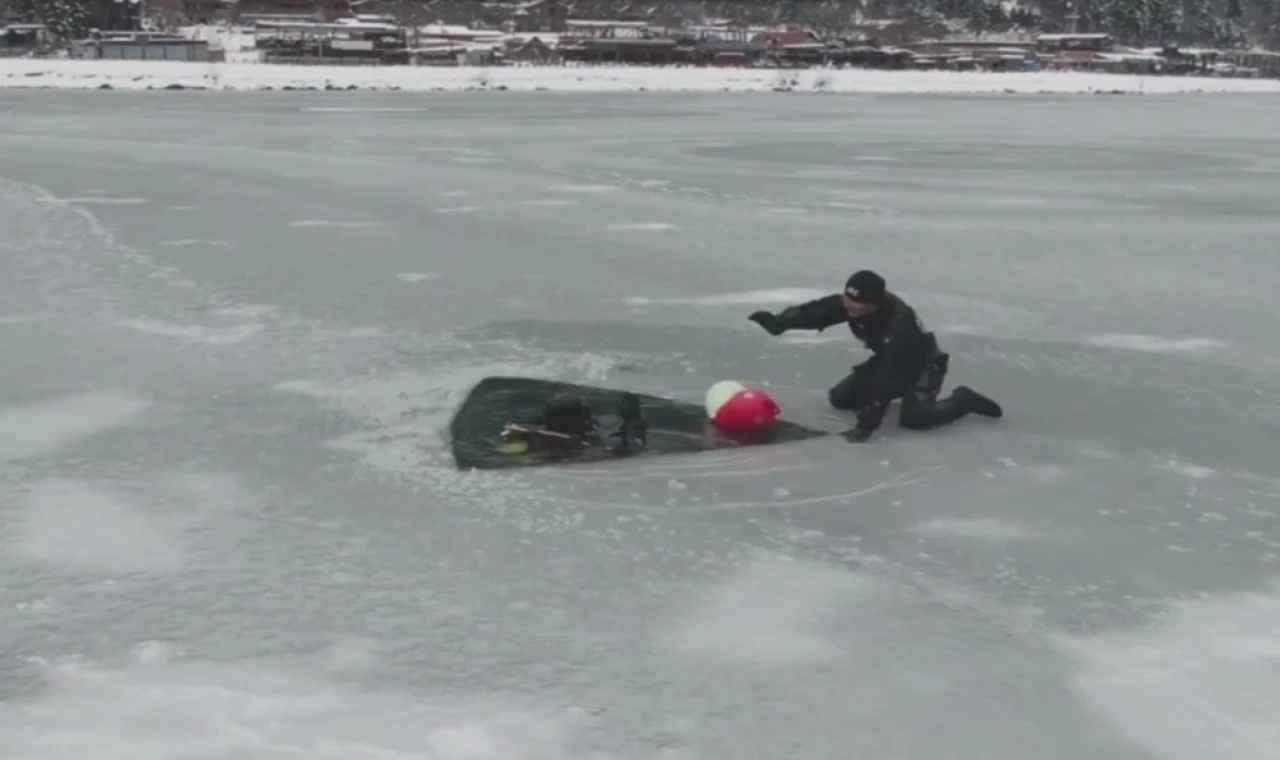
39, 195, 150, 205
660, 553, 877, 666
157, 238, 235, 248
4, 59, 1280, 94
7, 478, 189, 573
1056, 582, 1280, 760
288, 219, 381, 229
113, 318, 265, 345
1, 89, 1279, 759
606, 222, 682, 232
397, 272, 439, 283
0, 391, 151, 463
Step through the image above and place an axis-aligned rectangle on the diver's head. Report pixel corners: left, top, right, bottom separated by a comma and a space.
543, 394, 593, 436
842, 269, 886, 319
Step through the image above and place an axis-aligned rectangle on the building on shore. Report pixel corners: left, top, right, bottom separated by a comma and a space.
72, 31, 210, 60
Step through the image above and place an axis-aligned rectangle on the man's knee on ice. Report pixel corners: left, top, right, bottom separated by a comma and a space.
828, 385, 860, 411
898, 400, 932, 430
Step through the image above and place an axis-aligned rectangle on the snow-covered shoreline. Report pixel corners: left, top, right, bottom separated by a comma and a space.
3, 59, 1279, 94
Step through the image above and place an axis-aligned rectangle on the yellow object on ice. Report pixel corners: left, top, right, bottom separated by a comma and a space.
495, 440, 530, 454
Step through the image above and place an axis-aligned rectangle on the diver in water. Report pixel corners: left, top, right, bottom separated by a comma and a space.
748, 269, 1002, 442
498, 392, 648, 459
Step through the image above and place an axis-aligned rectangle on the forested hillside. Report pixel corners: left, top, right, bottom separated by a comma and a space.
427, 0, 1277, 50
674, 0, 1277, 49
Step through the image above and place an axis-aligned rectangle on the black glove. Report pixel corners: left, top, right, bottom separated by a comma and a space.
608, 419, 647, 456
856, 399, 888, 431
841, 427, 873, 443
748, 311, 785, 336
843, 398, 887, 444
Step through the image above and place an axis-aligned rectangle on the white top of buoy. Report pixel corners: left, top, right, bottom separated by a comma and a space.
705, 380, 746, 418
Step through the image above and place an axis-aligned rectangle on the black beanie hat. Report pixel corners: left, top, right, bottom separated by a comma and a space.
844, 270, 886, 304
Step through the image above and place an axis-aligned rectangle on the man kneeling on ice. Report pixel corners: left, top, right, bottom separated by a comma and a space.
748, 269, 1002, 442
497, 392, 648, 460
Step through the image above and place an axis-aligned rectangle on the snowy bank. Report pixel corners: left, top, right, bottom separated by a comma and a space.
3, 59, 1280, 94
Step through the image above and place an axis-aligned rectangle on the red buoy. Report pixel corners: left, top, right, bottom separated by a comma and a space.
704, 380, 779, 434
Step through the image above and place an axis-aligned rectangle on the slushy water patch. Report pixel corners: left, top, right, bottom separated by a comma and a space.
0, 390, 150, 462
1056, 579, 1280, 760
659, 552, 875, 666
272, 361, 575, 476
271, 340, 644, 530
1, 654, 607, 760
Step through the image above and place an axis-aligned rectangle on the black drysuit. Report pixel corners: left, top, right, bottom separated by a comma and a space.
766, 291, 988, 436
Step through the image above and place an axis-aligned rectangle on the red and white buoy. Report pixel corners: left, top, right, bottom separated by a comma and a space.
704, 380, 779, 434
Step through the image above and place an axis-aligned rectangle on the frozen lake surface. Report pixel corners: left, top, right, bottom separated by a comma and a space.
1, 91, 1279, 760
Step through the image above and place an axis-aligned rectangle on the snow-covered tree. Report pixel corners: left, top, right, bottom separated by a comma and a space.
1100, 0, 1178, 44
4, 0, 38, 22
32, 0, 91, 39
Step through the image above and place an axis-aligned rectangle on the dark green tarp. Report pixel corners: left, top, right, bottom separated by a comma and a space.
448, 376, 827, 470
